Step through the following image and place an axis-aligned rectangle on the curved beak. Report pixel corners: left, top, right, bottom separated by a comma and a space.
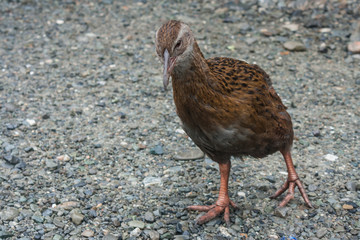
163, 49, 176, 90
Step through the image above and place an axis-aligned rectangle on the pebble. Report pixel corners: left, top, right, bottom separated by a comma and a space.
128, 220, 145, 229
150, 145, 164, 155
347, 41, 360, 53
53, 234, 63, 240
81, 230, 95, 238
143, 176, 162, 187
24, 119, 36, 126
3, 154, 21, 164
70, 209, 84, 225
56, 201, 79, 210
0, 231, 14, 239
283, 41, 306, 51
274, 207, 289, 218
144, 230, 160, 240
1, 207, 20, 221
342, 204, 353, 210
56, 19, 64, 25
237, 191, 246, 198
308, 184, 317, 192
318, 42, 328, 53
31, 212, 44, 223
45, 159, 58, 169
144, 211, 155, 223
164, 166, 183, 174
324, 154, 338, 161
283, 23, 299, 31
316, 228, 327, 238
130, 228, 141, 237
345, 181, 357, 191
174, 148, 204, 160
103, 234, 119, 240
53, 217, 65, 228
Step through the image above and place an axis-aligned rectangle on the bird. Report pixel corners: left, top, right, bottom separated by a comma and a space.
155, 20, 312, 225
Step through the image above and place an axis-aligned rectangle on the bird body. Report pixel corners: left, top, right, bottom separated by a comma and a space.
156, 20, 312, 225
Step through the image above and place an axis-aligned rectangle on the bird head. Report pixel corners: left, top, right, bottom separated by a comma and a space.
155, 20, 195, 90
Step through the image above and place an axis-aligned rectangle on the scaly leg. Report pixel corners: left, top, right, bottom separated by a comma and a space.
187, 160, 237, 225
270, 150, 312, 208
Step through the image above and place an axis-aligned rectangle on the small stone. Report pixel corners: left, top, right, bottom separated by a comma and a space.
316, 228, 327, 238
174, 148, 204, 160
3, 154, 20, 164
164, 166, 183, 174
308, 184, 317, 192
1, 207, 20, 221
265, 175, 276, 183
144, 211, 155, 223
345, 181, 357, 191
57, 201, 79, 210
5, 123, 17, 130
3, 143, 15, 152
342, 204, 354, 210
130, 228, 141, 237
237, 191, 246, 198
70, 209, 84, 225
81, 230, 94, 238
283, 41, 306, 51
103, 234, 119, 240
334, 225, 345, 233
175, 222, 183, 234
56, 19, 64, 24
53, 234, 63, 240
32, 212, 44, 223
112, 217, 121, 227
324, 154, 338, 161
53, 217, 65, 228
318, 42, 328, 53
128, 220, 145, 229
143, 177, 162, 187
24, 147, 34, 152
57, 155, 71, 162
260, 28, 273, 36
274, 207, 289, 218
24, 119, 36, 126
150, 145, 164, 155
46, 159, 58, 169
348, 41, 360, 53
144, 230, 160, 240
0, 231, 14, 239
283, 23, 299, 31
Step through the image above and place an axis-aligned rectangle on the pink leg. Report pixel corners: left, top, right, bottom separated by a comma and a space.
270, 150, 312, 208
187, 160, 237, 225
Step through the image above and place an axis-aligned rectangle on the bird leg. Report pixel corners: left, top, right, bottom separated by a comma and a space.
270, 150, 312, 208
187, 160, 237, 225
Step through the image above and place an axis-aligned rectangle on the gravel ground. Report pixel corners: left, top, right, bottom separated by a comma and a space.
1, 0, 360, 239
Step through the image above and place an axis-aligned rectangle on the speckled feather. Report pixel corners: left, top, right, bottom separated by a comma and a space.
173, 52, 293, 160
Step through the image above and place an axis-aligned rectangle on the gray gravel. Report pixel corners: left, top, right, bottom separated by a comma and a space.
1, 0, 359, 239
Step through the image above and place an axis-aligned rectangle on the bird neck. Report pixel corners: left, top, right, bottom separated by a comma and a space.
171, 41, 210, 88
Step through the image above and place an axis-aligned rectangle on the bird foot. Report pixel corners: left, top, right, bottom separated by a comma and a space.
187, 200, 237, 225
270, 178, 312, 208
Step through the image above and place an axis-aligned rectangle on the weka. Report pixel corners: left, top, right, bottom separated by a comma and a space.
155, 20, 312, 225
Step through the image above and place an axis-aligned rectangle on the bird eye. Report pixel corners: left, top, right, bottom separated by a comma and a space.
175, 40, 182, 49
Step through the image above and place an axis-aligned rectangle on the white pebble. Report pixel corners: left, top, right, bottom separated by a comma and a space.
324, 154, 338, 161
25, 119, 36, 126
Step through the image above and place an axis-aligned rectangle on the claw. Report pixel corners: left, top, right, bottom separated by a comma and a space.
188, 202, 236, 225
271, 178, 312, 208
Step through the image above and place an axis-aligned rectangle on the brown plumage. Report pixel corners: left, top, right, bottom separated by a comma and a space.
155, 20, 312, 225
